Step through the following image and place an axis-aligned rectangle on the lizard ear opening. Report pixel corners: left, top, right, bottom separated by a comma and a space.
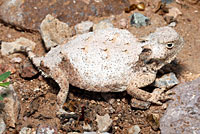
139, 46, 152, 62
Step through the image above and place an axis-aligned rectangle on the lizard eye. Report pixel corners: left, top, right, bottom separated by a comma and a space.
166, 43, 174, 49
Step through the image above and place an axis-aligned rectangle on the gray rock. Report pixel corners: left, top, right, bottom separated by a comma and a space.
154, 73, 179, 89
127, 125, 141, 134
0, 117, 6, 134
160, 77, 200, 134
75, 21, 94, 34
1, 37, 36, 56
93, 19, 114, 31
96, 113, 113, 132
40, 14, 73, 50
0, 85, 20, 128
0, 0, 129, 30
130, 13, 150, 28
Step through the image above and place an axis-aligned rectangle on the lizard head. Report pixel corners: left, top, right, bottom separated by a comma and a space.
139, 26, 184, 70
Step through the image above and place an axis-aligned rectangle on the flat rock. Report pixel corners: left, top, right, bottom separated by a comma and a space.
40, 14, 73, 50
160, 77, 200, 134
0, 0, 129, 30
154, 72, 179, 89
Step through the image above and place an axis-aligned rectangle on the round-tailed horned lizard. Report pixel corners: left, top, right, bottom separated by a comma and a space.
11, 26, 184, 113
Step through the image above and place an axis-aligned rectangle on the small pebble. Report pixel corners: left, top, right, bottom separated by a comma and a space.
75, 21, 94, 34
20, 62, 38, 78
137, 2, 145, 11
127, 125, 141, 134
130, 13, 150, 28
168, 22, 176, 27
154, 72, 179, 89
147, 113, 160, 131
96, 113, 113, 132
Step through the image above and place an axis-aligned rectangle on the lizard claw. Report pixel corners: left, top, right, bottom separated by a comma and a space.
147, 88, 174, 105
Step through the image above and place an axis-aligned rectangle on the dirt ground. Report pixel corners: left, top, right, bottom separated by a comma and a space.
0, 0, 200, 133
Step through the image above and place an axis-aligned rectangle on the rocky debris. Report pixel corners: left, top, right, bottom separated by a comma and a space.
19, 127, 35, 134
96, 113, 113, 132
127, 125, 141, 134
93, 19, 114, 31
75, 21, 94, 34
36, 124, 58, 134
154, 73, 179, 89
130, 13, 150, 28
20, 61, 38, 79
0, 117, 6, 134
1, 37, 36, 56
147, 113, 160, 131
40, 14, 73, 50
0, 85, 20, 129
0, 0, 129, 30
160, 77, 200, 134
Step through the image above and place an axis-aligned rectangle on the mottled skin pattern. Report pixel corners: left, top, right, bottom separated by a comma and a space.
12, 27, 184, 113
